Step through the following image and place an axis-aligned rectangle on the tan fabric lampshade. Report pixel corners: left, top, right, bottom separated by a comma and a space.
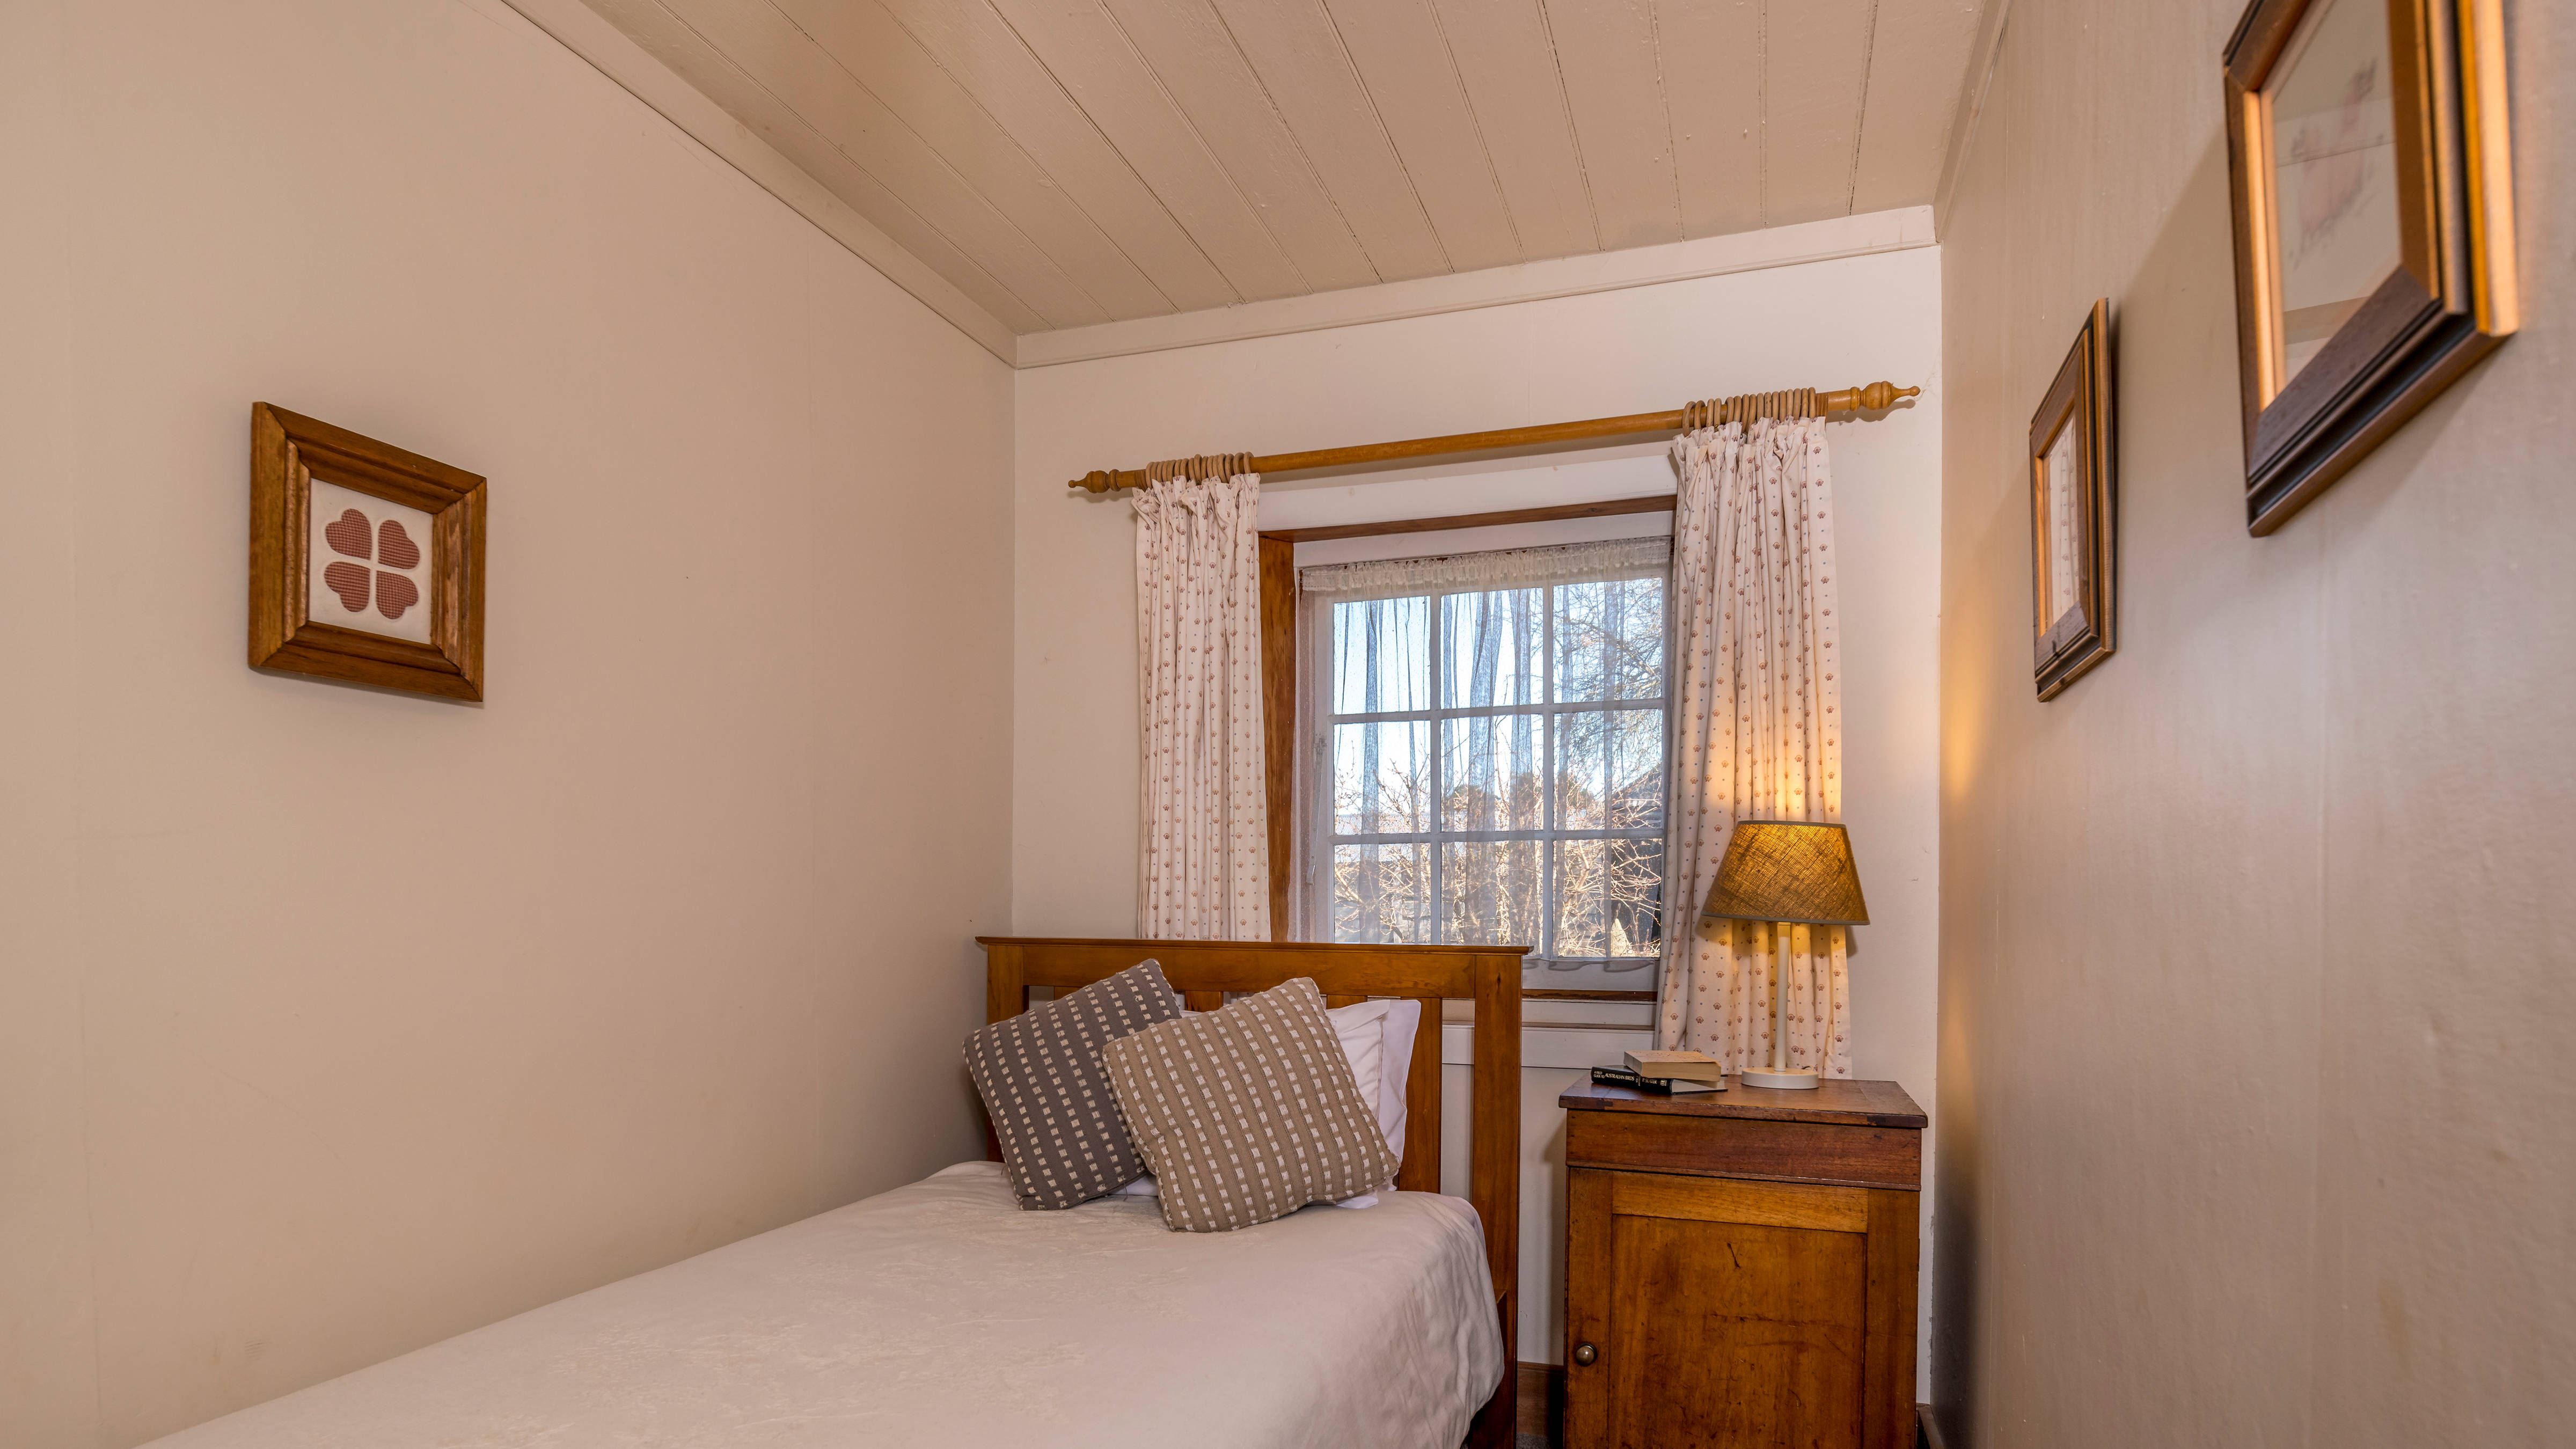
1699, 821, 1869, 926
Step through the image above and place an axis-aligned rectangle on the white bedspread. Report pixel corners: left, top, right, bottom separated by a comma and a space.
147, 1162, 1502, 1449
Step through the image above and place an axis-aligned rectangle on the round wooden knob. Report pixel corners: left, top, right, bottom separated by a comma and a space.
1573, 1342, 1597, 1367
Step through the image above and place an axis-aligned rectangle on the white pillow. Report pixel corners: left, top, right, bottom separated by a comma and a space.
1114, 997, 1422, 1206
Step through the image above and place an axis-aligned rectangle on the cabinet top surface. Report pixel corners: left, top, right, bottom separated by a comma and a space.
1560, 1077, 1927, 1128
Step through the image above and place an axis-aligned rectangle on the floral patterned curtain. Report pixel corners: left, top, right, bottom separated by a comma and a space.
1134, 457, 1269, 940
1655, 417, 1851, 1077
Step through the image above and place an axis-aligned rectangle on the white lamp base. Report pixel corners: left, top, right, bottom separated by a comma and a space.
1739, 1065, 1821, 1089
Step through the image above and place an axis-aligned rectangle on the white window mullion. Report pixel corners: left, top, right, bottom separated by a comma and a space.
1540, 581, 1557, 965
1427, 591, 1445, 946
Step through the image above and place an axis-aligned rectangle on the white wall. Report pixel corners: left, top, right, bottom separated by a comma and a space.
1012, 245, 1945, 1370
1934, 1, 2576, 1444
0, 3, 1013, 1445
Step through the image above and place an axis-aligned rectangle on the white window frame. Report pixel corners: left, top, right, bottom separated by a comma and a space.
1300, 543, 1673, 989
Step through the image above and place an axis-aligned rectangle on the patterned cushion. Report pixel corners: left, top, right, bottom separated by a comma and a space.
1103, 978, 1399, 1233
964, 960, 1179, 1210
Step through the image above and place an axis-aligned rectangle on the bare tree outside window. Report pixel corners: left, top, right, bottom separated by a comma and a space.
1312, 547, 1669, 992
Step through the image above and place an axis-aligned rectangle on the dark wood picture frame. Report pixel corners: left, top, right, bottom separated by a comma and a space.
2223, 0, 2518, 534
249, 404, 487, 700
2030, 301, 2115, 701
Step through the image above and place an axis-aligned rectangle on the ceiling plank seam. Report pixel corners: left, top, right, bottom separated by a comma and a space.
1418, 0, 1525, 262
1094, 0, 1322, 297
870, 0, 1184, 315
1650, 0, 1683, 244
645, 0, 1055, 328
1844, 0, 1880, 217
968, 0, 1251, 311
764, 0, 1126, 325
1758, 0, 1772, 228
1532, 0, 1606, 253
1197, 0, 1387, 288
1312, 0, 1455, 276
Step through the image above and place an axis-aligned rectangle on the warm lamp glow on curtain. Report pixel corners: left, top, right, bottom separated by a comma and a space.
1653, 416, 1852, 1077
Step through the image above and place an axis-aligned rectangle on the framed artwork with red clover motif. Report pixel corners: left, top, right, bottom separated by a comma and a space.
249, 404, 486, 700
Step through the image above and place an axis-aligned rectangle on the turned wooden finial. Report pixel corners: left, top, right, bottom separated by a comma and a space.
1820, 380, 1922, 413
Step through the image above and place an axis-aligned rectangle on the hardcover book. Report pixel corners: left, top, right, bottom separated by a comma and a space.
1592, 1065, 1721, 1095
1624, 1049, 1725, 1083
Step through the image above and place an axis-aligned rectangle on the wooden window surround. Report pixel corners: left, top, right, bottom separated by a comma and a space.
1258, 495, 1673, 1001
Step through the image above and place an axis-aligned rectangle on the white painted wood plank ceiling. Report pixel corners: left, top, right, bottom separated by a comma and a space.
575, 0, 1985, 337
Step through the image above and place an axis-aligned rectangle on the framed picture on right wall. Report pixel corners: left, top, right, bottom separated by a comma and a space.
2222, 0, 2518, 533
2031, 300, 2116, 701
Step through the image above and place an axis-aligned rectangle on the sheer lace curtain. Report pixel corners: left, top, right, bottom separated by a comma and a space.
1656, 418, 1853, 1078
1133, 457, 1269, 940
1302, 539, 1671, 977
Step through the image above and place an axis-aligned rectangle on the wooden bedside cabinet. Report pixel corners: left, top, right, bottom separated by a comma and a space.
1558, 1078, 1927, 1449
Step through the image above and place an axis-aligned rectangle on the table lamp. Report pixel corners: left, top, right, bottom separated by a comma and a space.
1699, 820, 1869, 1089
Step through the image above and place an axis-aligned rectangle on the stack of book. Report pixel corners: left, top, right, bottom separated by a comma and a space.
1590, 1049, 1727, 1095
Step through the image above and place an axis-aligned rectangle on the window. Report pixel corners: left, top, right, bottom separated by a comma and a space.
1303, 538, 1670, 992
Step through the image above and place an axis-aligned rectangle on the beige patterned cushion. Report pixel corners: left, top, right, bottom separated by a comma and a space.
1102, 978, 1399, 1233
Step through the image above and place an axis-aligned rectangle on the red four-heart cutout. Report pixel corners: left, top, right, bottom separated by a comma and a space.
375, 573, 420, 619
324, 509, 371, 561
378, 519, 420, 570
323, 560, 371, 612
320, 504, 426, 624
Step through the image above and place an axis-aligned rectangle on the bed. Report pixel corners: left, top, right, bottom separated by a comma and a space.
147, 937, 1526, 1449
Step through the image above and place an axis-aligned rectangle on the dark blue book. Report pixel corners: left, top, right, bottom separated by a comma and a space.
1591, 1065, 1721, 1094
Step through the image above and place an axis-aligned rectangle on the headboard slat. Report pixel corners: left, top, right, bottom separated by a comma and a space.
1397, 994, 1442, 1194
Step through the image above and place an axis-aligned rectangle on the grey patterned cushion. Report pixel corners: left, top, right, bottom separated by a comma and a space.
964, 960, 1179, 1210
1103, 978, 1399, 1233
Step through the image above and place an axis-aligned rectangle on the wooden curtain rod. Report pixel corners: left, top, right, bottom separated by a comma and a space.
1067, 380, 1919, 493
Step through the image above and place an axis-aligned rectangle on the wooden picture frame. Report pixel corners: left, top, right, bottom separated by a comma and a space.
2030, 300, 2115, 701
249, 404, 487, 700
2223, 0, 2517, 534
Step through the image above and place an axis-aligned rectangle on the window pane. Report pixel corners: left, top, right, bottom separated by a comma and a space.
1441, 840, 1542, 949
1554, 576, 1666, 702
1608, 708, 1666, 831
1441, 714, 1543, 832
1441, 588, 1543, 708
1554, 838, 1665, 960
1333, 720, 1431, 835
1333, 596, 1430, 715
1605, 836, 1665, 957
1553, 838, 1606, 957
1333, 844, 1431, 944
1554, 711, 1609, 829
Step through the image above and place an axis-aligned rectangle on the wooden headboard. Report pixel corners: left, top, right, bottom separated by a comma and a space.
975, 935, 1526, 1449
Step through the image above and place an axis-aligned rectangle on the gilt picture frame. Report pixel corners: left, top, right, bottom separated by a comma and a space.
2031, 300, 2114, 702
2222, 0, 2517, 534
249, 404, 487, 700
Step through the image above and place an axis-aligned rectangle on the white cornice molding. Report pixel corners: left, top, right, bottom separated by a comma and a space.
498, 0, 1018, 365
1015, 207, 1937, 369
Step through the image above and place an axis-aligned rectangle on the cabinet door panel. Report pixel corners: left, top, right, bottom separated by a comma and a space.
1567, 1168, 1874, 1449
1607, 1214, 1865, 1448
